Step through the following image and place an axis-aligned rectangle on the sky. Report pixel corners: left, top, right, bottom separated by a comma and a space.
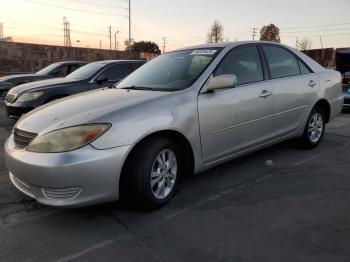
0, 0, 350, 51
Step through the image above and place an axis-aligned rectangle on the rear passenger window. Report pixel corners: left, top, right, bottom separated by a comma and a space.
214, 45, 264, 85
298, 60, 312, 74
262, 45, 300, 79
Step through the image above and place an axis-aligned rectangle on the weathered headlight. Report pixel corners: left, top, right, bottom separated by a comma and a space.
27, 124, 111, 153
17, 91, 44, 102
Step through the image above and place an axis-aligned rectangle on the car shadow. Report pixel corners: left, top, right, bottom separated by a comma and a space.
63, 138, 300, 218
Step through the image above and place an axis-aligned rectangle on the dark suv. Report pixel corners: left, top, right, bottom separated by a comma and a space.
0, 61, 87, 98
5, 60, 146, 118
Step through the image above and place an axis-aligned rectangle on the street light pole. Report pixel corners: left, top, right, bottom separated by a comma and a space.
115, 30, 119, 51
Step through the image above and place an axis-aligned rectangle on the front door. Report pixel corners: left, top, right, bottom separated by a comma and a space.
198, 45, 274, 164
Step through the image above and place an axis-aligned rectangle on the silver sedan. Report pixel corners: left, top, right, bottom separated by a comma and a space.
4, 41, 344, 209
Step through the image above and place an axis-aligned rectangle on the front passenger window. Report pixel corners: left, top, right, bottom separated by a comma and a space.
214, 46, 264, 85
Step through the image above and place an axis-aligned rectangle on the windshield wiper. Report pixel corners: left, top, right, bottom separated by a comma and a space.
119, 85, 154, 91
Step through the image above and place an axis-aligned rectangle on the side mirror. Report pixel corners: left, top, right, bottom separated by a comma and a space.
95, 74, 108, 84
206, 74, 238, 93
344, 71, 350, 79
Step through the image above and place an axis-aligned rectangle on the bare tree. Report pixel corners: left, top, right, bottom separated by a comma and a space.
296, 37, 312, 51
207, 20, 224, 43
260, 24, 281, 43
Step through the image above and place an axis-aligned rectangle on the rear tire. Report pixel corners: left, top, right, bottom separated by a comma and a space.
299, 106, 325, 149
121, 137, 183, 210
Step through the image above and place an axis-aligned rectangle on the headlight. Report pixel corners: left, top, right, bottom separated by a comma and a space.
17, 91, 44, 102
0, 81, 14, 87
27, 124, 111, 153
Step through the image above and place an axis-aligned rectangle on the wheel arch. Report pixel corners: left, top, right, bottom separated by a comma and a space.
313, 99, 331, 123
119, 129, 195, 195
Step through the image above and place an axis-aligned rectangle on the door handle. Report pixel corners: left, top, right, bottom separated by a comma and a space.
308, 80, 318, 87
259, 90, 272, 98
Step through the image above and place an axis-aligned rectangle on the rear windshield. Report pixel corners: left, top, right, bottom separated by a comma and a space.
65, 63, 105, 80
36, 63, 62, 75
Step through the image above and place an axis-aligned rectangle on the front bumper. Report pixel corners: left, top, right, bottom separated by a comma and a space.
4, 135, 131, 207
5, 104, 33, 119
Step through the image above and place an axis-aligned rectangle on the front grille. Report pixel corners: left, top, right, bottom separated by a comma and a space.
13, 128, 37, 148
5, 93, 17, 104
42, 187, 81, 200
0, 90, 7, 98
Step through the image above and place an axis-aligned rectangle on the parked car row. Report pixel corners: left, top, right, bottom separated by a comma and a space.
4, 60, 145, 118
3, 41, 344, 210
0, 61, 87, 98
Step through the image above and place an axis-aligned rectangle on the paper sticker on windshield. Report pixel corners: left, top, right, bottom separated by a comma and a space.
190, 50, 217, 56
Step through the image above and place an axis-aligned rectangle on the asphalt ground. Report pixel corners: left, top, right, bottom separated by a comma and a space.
0, 99, 350, 262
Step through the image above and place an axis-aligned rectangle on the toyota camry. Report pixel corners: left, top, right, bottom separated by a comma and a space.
4, 41, 343, 209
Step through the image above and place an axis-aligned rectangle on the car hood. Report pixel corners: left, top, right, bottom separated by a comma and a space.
15, 88, 170, 135
0, 74, 43, 84
8, 78, 82, 94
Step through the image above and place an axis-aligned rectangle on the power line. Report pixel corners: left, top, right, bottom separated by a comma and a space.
280, 22, 350, 30
68, 0, 128, 10
22, 0, 128, 17
282, 27, 350, 34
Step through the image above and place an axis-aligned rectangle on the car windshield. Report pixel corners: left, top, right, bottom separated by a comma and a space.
65, 63, 106, 80
117, 48, 222, 91
36, 63, 61, 75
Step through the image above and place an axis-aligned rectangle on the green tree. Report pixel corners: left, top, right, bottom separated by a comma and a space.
260, 24, 281, 43
129, 41, 161, 54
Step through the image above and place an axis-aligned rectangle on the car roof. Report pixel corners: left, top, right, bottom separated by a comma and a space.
173, 40, 293, 52
54, 61, 88, 65
336, 50, 350, 55
89, 60, 146, 65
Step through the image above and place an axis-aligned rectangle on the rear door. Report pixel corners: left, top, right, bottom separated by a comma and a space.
198, 45, 274, 163
261, 45, 319, 138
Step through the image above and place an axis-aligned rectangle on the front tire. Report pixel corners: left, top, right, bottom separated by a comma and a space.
122, 137, 182, 210
299, 106, 325, 149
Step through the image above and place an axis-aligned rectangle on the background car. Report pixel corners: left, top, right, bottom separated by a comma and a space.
0, 61, 87, 98
4, 60, 146, 118
4, 42, 343, 210
336, 50, 350, 106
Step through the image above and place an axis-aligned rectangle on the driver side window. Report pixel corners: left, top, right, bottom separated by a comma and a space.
214, 45, 264, 86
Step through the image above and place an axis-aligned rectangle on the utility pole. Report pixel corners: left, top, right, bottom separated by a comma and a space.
63, 17, 71, 47
108, 26, 112, 51
162, 37, 167, 54
0, 23, 3, 38
99, 40, 102, 50
252, 27, 258, 40
128, 0, 131, 52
